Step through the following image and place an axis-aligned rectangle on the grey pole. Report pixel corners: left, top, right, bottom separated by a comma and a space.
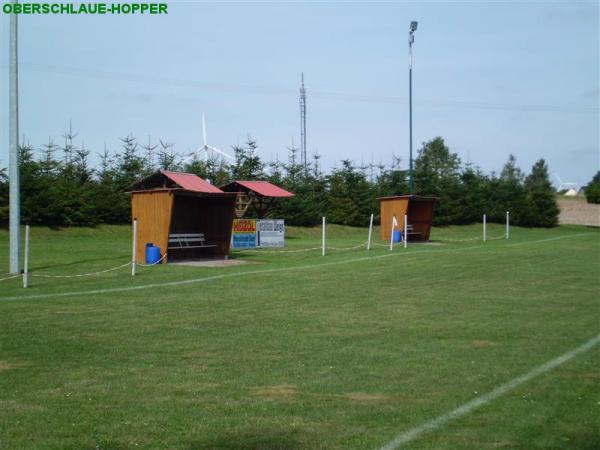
9, 3, 21, 274
408, 21, 417, 196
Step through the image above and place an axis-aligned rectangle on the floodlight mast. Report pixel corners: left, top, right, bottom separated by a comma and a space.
9, 3, 20, 274
408, 20, 417, 195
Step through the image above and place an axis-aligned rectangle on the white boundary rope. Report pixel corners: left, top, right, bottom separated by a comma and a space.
0, 274, 20, 282
234, 241, 368, 254
326, 242, 367, 251
137, 252, 168, 266
30, 252, 168, 278
0, 232, 593, 302
31, 262, 131, 278
372, 241, 405, 248
434, 232, 507, 242
434, 236, 482, 242
234, 246, 322, 254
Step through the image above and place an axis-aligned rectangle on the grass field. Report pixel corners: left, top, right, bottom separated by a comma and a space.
0, 223, 599, 449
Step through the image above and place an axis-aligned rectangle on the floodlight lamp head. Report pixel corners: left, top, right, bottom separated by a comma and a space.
410, 21, 418, 33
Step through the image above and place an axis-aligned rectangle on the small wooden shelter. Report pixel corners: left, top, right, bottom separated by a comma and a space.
219, 180, 294, 218
378, 195, 437, 242
129, 171, 236, 263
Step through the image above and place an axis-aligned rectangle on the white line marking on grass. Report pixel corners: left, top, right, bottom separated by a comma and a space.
1, 232, 595, 302
507, 232, 595, 247
378, 333, 600, 450
0, 246, 481, 302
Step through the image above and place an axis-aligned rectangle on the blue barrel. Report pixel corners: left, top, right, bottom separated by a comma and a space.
145, 244, 161, 265
393, 230, 402, 243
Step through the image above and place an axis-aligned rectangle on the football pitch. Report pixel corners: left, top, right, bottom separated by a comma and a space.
0, 224, 598, 449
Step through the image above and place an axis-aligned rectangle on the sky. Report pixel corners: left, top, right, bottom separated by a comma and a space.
0, 0, 598, 187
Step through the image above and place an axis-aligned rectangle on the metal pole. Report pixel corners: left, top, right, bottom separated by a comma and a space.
131, 219, 137, 276
300, 73, 307, 173
9, 4, 20, 274
409, 38, 413, 195
23, 224, 29, 288
506, 211, 510, 240
322, 216, 326, 256
404, 214, 408, 249
367, 213, 374, 251
483, 214, 487, 242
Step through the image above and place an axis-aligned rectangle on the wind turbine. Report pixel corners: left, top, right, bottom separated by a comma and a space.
554, 173, 577, 191
191, 114, 234, 162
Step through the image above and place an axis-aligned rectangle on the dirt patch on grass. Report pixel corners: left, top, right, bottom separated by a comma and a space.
252, 385, 397, 403
0, 400, 45, 413
558, 198, 600, 226
252, 384, 298, 401
473, 340, 498, 348
343, 392, 391, 402
0, 360, 27, 371
171, 258, 258, 268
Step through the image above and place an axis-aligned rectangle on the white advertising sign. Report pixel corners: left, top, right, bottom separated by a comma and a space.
257, 219, 285, 248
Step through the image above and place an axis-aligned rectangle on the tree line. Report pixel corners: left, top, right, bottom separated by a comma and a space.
0, 130, 562, 228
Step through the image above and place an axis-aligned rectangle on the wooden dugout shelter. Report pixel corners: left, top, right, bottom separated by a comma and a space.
378, 195, 437, 242
129, 171, 236, 263
219, 180, 294, 218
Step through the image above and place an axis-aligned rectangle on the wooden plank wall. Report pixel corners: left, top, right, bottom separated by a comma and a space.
131, 191, 174, 263
379, 198, 409, 240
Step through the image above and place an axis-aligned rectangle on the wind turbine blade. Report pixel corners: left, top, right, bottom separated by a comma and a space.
207, 145, 235, 160
202, 114, 207, 147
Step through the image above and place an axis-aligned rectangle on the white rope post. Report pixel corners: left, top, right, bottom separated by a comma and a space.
483, 214, 487, 242
132, 219, 138, 276
506, 211, 510, 240
404, 214, 408, 249
389, 216, 395, 251
367, 213, 374, 251
322, 216, 326, 257
23, 224, 30, 288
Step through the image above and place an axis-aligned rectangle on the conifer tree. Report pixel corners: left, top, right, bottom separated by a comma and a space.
583, 171, 600, 204
0, 166, 8, 226
523, 159, 559, 227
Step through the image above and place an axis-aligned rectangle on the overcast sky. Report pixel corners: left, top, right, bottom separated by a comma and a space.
0, 1, 598, 186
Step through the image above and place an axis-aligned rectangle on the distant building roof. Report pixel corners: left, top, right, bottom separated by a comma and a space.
220, 180, 294, 198
128, 170, 225, 194
564, 188, 579, 197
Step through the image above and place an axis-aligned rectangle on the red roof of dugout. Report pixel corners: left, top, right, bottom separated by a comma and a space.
220, 180, 294, 198
160, 170, 224, 194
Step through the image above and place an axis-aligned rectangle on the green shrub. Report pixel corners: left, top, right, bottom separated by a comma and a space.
584, 172, 600, 204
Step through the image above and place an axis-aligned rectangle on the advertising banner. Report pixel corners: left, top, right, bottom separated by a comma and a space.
231, 219, 285, 249
257, 219, 285, 248
231, 219, 257, 248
